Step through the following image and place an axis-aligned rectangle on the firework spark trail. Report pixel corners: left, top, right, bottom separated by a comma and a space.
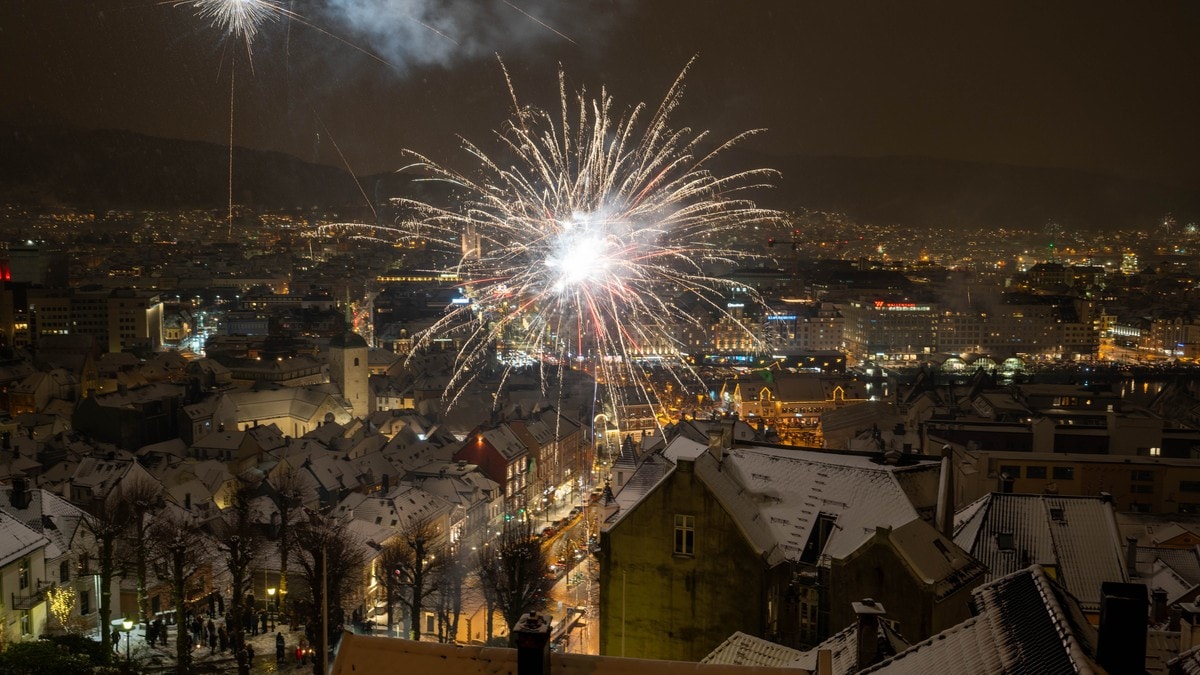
372, 62, 785, 427
502, 0, 577, 45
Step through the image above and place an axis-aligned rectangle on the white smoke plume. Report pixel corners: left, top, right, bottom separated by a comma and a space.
316, 0, 629, 71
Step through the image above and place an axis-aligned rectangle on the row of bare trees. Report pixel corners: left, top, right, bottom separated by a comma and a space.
78, 464, 556, 674
373, 513, 556, 647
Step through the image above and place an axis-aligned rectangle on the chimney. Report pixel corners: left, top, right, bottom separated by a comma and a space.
999, 472, 1014, 493
1152, 588, 1168, 625
816, 649, 833, 675
513, 612, 551, 675
853, 599, 887, 671
1125, 536, 1139, 577
707, 429, 726, 467
1097, 582, 1148, 675
10, 475, 28, 509
935, 445, 955, 538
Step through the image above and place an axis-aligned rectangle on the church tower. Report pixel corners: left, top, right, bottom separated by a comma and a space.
329, 331, 369, 420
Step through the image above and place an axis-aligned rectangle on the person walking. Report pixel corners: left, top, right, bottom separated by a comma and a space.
111, 628, 121, 654
275, 632, 285, 663
218, 625, 229, 653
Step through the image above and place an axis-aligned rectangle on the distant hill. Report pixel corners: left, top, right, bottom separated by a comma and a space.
0, 125, 407, 211
753, 152, 1200, 230
1, 124, 1196, 229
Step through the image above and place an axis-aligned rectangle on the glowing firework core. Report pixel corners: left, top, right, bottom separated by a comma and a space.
547, 213, 624, 292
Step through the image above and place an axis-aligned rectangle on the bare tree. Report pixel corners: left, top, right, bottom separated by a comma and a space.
148, 511, 205, 675
476, 517, 553, 645
294, 512, 363, 675
79, 492, 131, 660
114, 474, 164, 630
216, 481, 260, 675
268, 463, 306, 624
372, 538, 408, 637
392, 518, 444, 640
434, 543, 469, 643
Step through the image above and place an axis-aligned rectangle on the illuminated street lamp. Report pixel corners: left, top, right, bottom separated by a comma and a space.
267, 587, 276, 631
121, 618, 133, 663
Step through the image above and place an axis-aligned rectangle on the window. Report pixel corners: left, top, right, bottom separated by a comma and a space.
20, 610, 30, 636
995, 533, 1015, 551
60, 559, 69, 582
1052, 467, 1074, 481
999, 465, 1021, 479
18, 558, 29, 590
1183, 481, 1200, 493
796, 585, 820, 643
1180, 503, 1200, 515
1026, 466, 1047, 479
80, 590, 91, 615
674, 514, 695, 555
1131, 470, 1153, 482
1150, 447, 1162, 457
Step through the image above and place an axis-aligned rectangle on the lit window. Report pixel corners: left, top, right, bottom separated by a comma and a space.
674, 514, 695, 556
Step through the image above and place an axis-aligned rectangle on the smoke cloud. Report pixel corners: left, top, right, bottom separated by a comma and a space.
316, 0, 629, 72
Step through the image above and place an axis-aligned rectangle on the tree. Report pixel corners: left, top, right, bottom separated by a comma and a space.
79, 492, 131, 660
113, 474, 164, 630
269, 462, 306, 624
46, 586, 76, 634
294, 512, 363, 675
148, 512, 204, 675
434, 542, 469, 643
373, 538, 408, 637
392, 518, 444, 641
476, 516, 553, 645
217, 481, 261, 675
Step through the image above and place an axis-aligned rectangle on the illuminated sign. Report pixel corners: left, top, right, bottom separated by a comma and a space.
873, 300, 931, 311
451, 297, 471, 305
727, 302, 745, 308
767, 315, 797, 321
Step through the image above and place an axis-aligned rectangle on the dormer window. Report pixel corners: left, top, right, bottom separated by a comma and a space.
995, 533, 1015, 551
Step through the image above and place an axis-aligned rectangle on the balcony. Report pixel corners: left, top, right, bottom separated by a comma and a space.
11, 588, 45, 610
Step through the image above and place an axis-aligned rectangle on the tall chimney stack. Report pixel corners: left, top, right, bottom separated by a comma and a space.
853, 599, 888, 671
513, 612, 551, 675
1097, 582, 1148, 675
935, 445, 955, 537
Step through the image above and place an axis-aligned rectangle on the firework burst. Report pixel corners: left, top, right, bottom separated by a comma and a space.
391, 62, 785, 426
177, 0, 293, 49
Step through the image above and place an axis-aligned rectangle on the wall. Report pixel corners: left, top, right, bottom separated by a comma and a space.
599, 459, 767, 661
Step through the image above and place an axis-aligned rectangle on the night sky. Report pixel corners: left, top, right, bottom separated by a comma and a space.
2, 1, 1198, 188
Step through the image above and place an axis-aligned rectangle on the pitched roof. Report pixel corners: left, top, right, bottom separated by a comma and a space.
865, 566, 1101, 674
0, 486, 86, 561
331, 631, 813, 675
700, 631, 804, 668
692, 444, 940, 565
953, 493, 1128, 612
0, 508, 50, 567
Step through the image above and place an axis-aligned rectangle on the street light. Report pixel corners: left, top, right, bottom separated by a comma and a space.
267, 587, 276, 631
121, 618, 133, 663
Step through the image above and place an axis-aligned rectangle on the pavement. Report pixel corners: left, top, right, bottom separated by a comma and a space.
112, 618, 316, 673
